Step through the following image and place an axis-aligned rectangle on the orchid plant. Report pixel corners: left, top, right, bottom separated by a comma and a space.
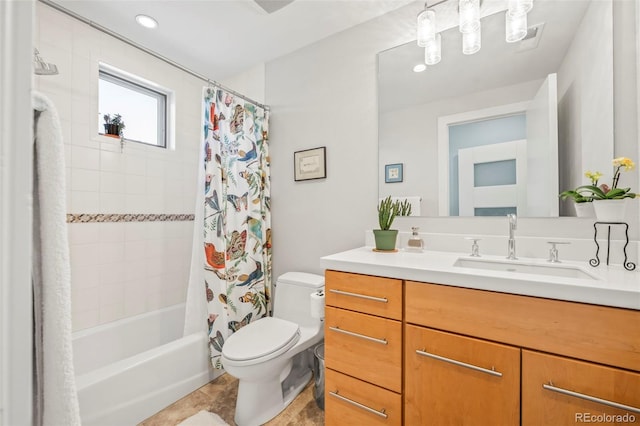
560, 157, 637, 202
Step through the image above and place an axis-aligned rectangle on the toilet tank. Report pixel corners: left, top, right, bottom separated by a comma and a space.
273, 272, 324, 326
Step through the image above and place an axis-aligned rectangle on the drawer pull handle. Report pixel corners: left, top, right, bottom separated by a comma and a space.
416, 349, 502, 377
329, 289, 388, 303
329, 390, 388, 419
543, 383, 640, 414
329, 326, 388, 345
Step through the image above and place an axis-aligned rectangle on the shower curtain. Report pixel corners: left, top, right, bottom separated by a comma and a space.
187, 86, 271, 369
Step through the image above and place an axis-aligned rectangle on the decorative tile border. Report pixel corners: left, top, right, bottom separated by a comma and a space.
66, 213, 195, 223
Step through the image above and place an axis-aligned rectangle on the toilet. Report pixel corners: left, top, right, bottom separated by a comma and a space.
221, 272, 325, 426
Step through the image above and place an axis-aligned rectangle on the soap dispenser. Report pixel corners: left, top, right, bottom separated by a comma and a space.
406, 227, 424, 252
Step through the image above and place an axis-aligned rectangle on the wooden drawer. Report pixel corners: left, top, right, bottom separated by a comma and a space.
405, 281, 640, 371
325, 270, 402, 320
325, 306, 402, 392
405, 325, 520, 426
325, 368, 401, 426
522, 350, 640, 425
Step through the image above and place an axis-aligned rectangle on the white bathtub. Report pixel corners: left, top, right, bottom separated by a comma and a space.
72, 304, 220, 425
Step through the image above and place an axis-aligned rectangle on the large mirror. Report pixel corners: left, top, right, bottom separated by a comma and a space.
378, 0, 614, 217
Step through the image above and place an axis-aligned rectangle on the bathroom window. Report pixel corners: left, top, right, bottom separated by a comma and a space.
98, 66, 168, 148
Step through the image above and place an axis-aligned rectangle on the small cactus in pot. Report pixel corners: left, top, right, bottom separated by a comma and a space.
373, 196, 412, 251
377, 196, 399, 231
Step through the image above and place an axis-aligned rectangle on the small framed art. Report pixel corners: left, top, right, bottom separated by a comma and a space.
294, 147, 326, 181
385, 163, 403, 183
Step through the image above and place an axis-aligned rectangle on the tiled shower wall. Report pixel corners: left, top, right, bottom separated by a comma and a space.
34, 3, 202, 331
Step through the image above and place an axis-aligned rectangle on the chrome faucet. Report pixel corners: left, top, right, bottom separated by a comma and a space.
507, 214, 517, 260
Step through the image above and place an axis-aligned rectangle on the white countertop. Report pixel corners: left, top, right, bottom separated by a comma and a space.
320, 247, 640, 311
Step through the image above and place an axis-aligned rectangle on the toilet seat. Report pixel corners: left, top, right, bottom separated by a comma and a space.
222, 317, 300, 365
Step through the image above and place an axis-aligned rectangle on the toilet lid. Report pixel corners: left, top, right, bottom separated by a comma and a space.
222, 317, 300, 362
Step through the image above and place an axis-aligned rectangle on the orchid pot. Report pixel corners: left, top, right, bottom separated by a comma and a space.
574, 202, 595, 218
593, 199, 628, 223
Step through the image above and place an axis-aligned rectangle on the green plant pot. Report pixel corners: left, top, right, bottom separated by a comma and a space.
373, 229, 398, 251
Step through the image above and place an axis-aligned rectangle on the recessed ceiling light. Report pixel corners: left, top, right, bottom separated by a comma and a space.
413, 64, 427, 73
135, 14, 158, 29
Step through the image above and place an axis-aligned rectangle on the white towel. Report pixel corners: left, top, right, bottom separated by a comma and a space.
380, 196, 422, 216
32, 91, 81, 426
178, 410, 230, 426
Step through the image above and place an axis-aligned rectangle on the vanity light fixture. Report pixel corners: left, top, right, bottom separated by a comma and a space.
135, 14, 158, 29
417, 1, 445, 66
415, 0, 534, 69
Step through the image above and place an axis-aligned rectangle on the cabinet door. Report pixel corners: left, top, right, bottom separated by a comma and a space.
523, 350, 640, 425
325, 306, 402, 392
405, 325, 520, 425
325, 368, 401, 426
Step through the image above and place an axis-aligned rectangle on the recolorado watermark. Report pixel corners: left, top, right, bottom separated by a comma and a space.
575, 412, 636, 423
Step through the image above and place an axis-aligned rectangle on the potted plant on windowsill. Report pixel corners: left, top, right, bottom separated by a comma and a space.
103, 113, 125, 138
373, 197, 412, 251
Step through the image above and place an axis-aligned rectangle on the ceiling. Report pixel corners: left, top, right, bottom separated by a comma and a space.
51, 0, 413, 81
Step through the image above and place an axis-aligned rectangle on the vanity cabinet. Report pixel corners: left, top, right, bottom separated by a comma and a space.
406, 280, 640, 426
405, 325, 520, 425
324, 271, 402, 425
322, 269, 640, 425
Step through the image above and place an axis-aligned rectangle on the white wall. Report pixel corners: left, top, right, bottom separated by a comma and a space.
266, 5, 420, 279
614, 0, 640, 230
265, 1, 639, 277
222, 62, 266, 105
1, 1, 34, 424
35, 3, 202, 331
557, 0, 614, 216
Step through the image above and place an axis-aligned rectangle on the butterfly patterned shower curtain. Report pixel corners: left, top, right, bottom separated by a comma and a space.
200, 86, 271, 369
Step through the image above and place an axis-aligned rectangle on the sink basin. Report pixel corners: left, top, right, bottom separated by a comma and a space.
453, 258, 599, 280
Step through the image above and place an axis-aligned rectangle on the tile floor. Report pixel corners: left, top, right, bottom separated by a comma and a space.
139, 373, 324, 426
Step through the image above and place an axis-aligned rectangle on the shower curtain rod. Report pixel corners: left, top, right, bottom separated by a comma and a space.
37, 0, 270, 111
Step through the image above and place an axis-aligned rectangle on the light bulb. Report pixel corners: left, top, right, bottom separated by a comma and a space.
507, 0, 533, 17
413, 64, 427, 72
505, 11, 527, 43
459, 0, 480, 34
462, 23, 481, 55
417, 9, 436, 47
425, 33, 442, 65
135, 14, 158, 29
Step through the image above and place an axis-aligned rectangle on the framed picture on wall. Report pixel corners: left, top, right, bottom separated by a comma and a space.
294, 147, 326, 181
385, 163, 403, 183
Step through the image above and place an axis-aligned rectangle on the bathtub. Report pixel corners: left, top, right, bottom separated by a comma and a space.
72, 304, 220, 425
